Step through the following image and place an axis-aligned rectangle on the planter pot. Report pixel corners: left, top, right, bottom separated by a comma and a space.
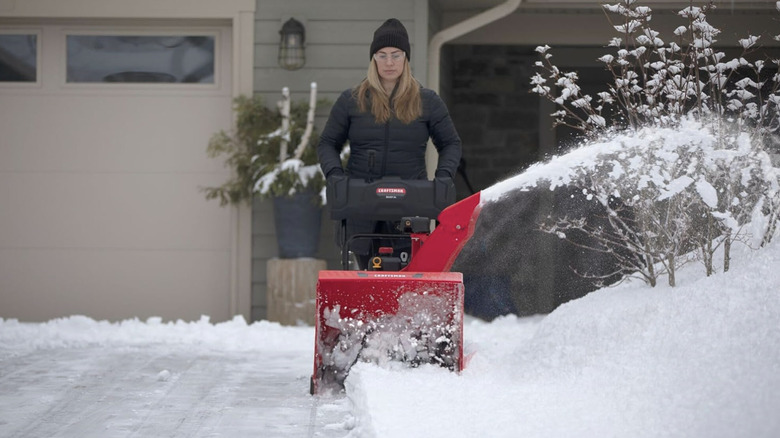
273, 191, 322, 258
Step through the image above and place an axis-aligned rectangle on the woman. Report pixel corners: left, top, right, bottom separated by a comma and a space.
317, 18, 462, 267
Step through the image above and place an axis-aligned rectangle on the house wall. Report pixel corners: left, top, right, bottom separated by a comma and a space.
249, 0, 428, 321
444, 44, 541, 197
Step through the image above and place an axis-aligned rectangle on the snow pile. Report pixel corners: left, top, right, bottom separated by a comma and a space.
0, 314, 312, 355
344, 237, 780, 438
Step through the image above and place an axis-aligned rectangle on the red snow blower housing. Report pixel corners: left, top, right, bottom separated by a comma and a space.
311, 176, 481, 394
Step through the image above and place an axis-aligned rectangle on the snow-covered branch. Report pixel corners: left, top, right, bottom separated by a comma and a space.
293, 82, 318, 160
529, 1, 780, 285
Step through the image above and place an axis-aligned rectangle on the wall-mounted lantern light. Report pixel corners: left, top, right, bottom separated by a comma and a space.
278, 18, 305, 70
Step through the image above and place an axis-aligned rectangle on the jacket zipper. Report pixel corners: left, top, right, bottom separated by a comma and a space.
381, 84, 399, 177
381, 121, 389, 176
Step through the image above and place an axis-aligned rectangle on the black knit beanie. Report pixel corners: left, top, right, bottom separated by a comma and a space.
369, 18, 410, 60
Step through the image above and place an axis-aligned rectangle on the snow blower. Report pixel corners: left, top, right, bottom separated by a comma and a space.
311, 177, 481, 394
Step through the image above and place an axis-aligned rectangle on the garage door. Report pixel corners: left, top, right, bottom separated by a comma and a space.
0, 22, 235, 322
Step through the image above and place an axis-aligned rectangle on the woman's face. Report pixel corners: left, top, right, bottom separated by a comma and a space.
373, 47, 405, 84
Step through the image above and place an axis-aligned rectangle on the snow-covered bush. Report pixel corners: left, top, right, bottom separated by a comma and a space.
532, 1, 780, 285
203, 83, 326, 206
541, 119, 779, 286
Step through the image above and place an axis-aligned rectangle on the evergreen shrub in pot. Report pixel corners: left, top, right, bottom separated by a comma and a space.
203, 83, 327, 258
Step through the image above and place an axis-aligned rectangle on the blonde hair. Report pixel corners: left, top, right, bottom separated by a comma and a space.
355, 58, 422, 124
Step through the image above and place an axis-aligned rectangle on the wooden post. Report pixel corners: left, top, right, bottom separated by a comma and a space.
266, 258, 325, 326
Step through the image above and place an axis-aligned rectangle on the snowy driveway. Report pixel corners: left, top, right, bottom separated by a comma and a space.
0, 320, 353, 438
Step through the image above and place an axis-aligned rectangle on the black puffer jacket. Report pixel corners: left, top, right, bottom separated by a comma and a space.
317, 86, 461, 180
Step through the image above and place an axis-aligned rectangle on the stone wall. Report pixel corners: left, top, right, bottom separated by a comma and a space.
443, 45, 620, 318
443, 45, 542, 197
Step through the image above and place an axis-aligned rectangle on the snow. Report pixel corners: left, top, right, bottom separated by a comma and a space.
2, 124, 780, 437
695, 179, 718, 208
346, 242, 780, 437
0, 317, 348, 437
2, 238, 778, 437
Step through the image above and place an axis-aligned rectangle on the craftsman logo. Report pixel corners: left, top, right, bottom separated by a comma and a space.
376, 187, 406, 198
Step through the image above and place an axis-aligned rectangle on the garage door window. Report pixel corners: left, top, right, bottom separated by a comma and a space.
0, 34, 38, 82
66, 35, 215, 84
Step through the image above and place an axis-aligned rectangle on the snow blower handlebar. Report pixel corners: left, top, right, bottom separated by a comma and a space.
327, 176, 457, 222
326, 176, 481, 271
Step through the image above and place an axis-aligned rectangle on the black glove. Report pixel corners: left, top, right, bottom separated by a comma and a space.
327, 167, 345, 178
434, 169, 454, 188
433, 170, 455, 207
326, 167, 347, 193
